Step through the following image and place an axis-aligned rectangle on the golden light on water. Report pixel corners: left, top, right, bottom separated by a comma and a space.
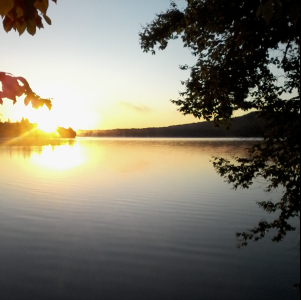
31, 144, 86, 170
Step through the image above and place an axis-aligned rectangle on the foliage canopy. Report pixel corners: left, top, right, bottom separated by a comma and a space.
140, 0, 300, 253
0, 0, 56, 35
0, 0, 57, 110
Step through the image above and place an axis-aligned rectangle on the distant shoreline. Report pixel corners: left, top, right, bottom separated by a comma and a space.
77, 112, 264, 138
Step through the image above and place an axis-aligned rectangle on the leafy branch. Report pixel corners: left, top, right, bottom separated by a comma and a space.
0, 0, 57, 35
0, 72, 52, 110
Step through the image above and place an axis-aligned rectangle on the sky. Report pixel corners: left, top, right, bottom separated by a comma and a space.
1, 0, 238, 130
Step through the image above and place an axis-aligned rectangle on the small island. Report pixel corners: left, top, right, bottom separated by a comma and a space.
56, 126, 76, 138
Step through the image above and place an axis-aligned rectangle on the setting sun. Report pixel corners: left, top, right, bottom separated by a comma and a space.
16, 105, 59, 133
34, 108, 58, 133
37, 119, 58, 133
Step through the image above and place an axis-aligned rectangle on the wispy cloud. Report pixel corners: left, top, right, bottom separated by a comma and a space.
119, 102, 152, 113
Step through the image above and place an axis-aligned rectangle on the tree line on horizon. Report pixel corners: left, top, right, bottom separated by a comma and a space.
78, 112, 264, 138
0, 118, 76, 138
0, 117, 38, 138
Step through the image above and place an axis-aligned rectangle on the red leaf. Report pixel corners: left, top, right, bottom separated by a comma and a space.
24, 94, 31, 106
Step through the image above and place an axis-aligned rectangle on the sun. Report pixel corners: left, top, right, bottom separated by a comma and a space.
32, 107, 58, 133
37, 119, 58, 133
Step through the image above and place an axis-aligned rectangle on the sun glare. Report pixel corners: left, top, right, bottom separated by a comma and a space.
31, 106, 58, 133
31, 144, 85, 170
37, 120, 58, 133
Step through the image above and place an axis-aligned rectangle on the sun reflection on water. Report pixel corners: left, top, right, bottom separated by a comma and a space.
31, 143, 85, 170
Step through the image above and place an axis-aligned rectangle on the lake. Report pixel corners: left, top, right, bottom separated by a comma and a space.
0, 138, 299, 300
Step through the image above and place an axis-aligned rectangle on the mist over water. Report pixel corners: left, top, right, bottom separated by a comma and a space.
0, 138, 299, 300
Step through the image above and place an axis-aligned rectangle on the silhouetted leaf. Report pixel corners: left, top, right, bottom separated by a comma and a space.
262, 0, 274, 25
26, 19, 36, 35
3, 16, 13, 32
0, 0, 14, 17
43, 14, 51, 25
35, 15, 44, 29
16, 21, 26, 35
34, 0, 49, 15
289, 1, 300, 25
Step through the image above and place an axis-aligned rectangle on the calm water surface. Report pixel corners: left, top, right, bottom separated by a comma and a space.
0, 138, 299, 300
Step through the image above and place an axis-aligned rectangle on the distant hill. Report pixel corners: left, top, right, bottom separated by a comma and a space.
77, 112, 264, 138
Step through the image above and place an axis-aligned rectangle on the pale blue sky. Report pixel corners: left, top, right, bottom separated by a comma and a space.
0, 1, 224, 129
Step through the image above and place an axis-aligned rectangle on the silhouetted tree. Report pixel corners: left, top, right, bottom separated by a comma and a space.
0, 0, 56, 109
140, 0, 300, 261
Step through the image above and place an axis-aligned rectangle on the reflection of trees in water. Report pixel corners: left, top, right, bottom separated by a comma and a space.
0, 139, 76, 159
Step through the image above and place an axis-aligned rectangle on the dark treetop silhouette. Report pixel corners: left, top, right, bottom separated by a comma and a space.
0, 0, 57, 109
139, 0, 300, 270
